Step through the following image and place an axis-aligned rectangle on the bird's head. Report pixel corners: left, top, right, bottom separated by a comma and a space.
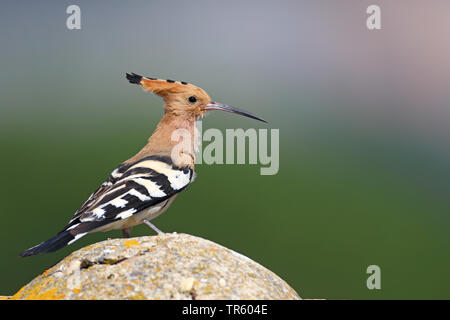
126, 73, 266, 123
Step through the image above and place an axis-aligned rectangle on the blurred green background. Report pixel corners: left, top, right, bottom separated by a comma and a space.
1, 0, 450, 299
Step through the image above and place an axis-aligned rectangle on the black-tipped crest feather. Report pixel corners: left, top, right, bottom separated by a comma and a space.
126, 72, 143, 84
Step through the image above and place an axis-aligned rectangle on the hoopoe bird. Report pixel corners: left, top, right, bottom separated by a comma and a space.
20, 73, 266, 257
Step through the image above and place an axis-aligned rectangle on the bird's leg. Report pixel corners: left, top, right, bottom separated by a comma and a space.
122, 227, 131, 238
143, 219, 164, 234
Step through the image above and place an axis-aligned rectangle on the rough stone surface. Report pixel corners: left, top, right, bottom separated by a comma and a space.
7, 233, 300, 300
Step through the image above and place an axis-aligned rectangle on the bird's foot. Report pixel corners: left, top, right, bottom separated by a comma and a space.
143, 219, 164, 234
122, 228, 131, 238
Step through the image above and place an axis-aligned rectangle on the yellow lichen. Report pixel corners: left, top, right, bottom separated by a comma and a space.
129, 292, 146, 300
124, 240, 140, 247
11, 284, 27, 298
13, 284, 65, 300
27, 287, 65, 300
72, 288, 81, 294
123, 284, 135, 292
10, 277, 65, 300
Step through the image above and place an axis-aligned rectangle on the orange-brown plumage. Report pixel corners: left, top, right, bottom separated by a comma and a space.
125, 72, 266, 167
124, 74, 212, 168
132, 74, 211, 120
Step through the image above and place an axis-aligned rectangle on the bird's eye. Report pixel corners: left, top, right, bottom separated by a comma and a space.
188, 96, 197, 103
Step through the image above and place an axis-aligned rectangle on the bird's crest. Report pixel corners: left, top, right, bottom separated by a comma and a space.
126, 73, 201, 99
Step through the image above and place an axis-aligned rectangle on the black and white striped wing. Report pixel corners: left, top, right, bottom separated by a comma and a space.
20, 155, 194, 257
67, 155, 194, 227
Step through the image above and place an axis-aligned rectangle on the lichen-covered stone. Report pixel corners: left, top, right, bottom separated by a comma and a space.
8, 233, 300, 300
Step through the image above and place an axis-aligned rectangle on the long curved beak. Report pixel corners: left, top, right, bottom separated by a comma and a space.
205, 101, 267, 123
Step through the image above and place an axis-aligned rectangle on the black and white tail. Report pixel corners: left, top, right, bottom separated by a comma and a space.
19, 230, 81, 257
20, 219, 109, 257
